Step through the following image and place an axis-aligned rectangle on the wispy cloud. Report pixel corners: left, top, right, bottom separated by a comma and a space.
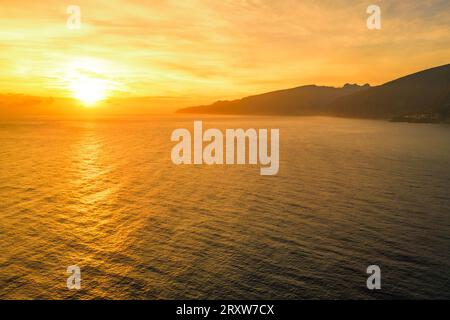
0, 0, 448, 102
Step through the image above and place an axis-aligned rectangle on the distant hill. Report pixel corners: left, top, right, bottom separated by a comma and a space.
178, 64, 450, 123
329, 64, 450, 121
179, 83, 370, 116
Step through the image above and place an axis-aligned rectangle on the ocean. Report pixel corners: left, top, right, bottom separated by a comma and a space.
0, 115, 449, 299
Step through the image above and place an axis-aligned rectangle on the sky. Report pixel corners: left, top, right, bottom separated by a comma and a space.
0, 0, 449, 106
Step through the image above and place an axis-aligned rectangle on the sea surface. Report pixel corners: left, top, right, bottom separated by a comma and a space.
0, 115, 449, 299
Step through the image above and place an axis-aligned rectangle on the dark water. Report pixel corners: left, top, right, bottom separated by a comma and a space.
0, 116, 449, 299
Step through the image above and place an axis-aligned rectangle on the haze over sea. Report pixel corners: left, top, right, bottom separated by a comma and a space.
0, 115, 449, 299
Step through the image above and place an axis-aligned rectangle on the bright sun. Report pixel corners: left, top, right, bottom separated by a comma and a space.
70, 77, 108, 106
66, 59, 112, 106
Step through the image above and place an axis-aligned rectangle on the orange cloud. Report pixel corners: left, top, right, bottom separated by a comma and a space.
0, 0, 448, 105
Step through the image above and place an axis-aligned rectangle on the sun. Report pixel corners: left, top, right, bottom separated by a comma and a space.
70, 77, 108, 106
66, 58, 113, 106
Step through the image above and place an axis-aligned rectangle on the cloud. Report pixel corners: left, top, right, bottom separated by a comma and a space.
0, 0, 448, 101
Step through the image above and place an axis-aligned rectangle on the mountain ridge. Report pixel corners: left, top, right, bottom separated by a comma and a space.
178, 64, 450, 123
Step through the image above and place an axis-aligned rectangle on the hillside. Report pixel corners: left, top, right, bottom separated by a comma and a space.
178, 64, 450, 122
329, 64, 450, 121
179, 84, 370, 116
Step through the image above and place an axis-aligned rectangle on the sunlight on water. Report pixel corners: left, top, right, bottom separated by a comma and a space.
0, 116, 449, 299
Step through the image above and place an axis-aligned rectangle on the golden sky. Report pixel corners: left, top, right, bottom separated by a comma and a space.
1, 0, 449, 105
